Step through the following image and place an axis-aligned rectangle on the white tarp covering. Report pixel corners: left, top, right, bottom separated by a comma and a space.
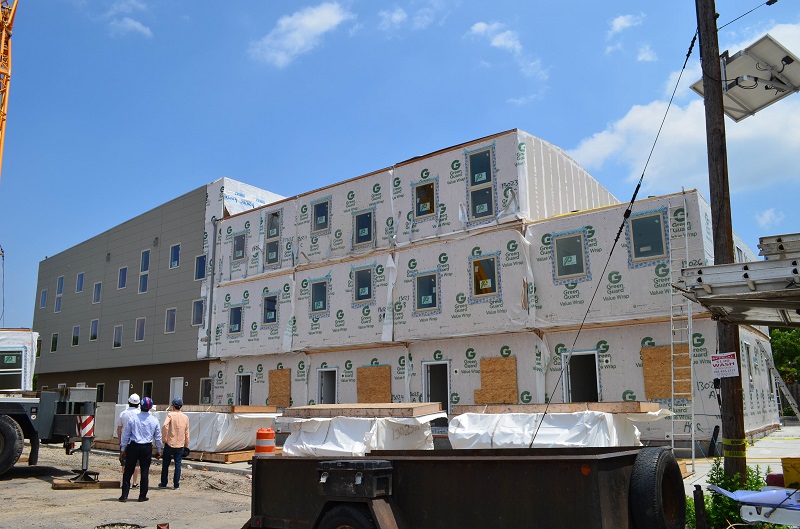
280, 413, 446, 457
448, 411, 643, 448
113, 404, 279, 452
0, 329, 38, 391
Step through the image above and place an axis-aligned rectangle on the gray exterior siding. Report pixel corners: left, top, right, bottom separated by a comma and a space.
33, 186, 207, 374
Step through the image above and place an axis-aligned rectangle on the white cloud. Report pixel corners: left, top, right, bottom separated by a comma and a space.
507, 93, 542, 106
108, 17, 153, 38
637, 44, 656, 62
467, 21, 547, 82
249, 2, 355, 68
604, 42, 623, 55
491, 30, 522, 55
413, 8, 435, 30
378, 7, 407, 31
468, 21, 504, 37
608, 14, 645, 38
755, 208, 785, 229
105, 0, 147, 18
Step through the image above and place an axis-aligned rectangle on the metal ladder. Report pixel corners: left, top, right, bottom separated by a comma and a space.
669, 197, 695, 471
758, 341, 800, 420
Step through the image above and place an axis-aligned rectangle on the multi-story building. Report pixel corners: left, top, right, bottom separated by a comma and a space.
32, 178, 283, 405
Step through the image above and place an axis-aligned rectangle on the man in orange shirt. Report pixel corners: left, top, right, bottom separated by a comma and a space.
158, 397, 190, 490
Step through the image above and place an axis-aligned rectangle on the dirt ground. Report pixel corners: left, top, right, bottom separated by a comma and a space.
0, 443, 252, 529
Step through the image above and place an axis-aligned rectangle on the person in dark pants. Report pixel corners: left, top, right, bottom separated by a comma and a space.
119, 397, 163, 502
159, 397, 190, 490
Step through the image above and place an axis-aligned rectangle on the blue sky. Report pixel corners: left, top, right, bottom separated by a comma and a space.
0, 0, 798, 328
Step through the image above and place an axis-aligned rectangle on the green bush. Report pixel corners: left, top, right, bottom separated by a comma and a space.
686, 458, 790, 528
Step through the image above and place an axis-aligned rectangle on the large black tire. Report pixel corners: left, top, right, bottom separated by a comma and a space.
318, 504, 376, 529
629, 446, 685, 529
0, 414, 24, 476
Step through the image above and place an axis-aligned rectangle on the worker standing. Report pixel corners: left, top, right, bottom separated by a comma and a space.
119, 397, 163, 502
159, 397, 190, 490
115, 393, 141, 489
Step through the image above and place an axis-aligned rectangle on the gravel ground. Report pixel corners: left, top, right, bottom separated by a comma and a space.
0, 443, 253, 529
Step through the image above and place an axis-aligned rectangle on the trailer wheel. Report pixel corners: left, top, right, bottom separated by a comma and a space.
318, 504, 376, 529
630, 446, 685, 529
0, 414, 24, 476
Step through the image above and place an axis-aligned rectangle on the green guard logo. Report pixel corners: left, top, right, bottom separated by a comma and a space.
438, 253, 448, 264
450, 392, 460, 404
251, 322, 258, 331
500, 345, 512, 357
345, 360, 353, 370
308, 399, 315, 405
262, 287, 269, 294
466, 348, 476, 360
376, 265, 384, 275
693, 333, 705, 348
622, 390, 636, 401
518, 142, 526, 152
421, 169, 429, 179
312, 316, 319, 324
433, 350, 443, 361
203, 231, 208, 240
608, 271, 622, 284
334, 229, 342, 239
243, 290, 249, 299
585, 225, 596, 238
298, 360, 305, 371
386, 217, 394, 227
596, 340, 609, 354
655, 264, 670, 278
225, 293, 231, 302
520, 391, 532, 404
554, 343, 567, 355
393, 176, 401, 188
362, 306, 370, 317
277, 362, 283, 369
673, 208, 686, 223
565, 282, 578, 290
257, 364, 263, 373
217, 370, 223, 379
406, 211, 413, 222
373, 183, 381, 194
408, 259, 417, 270
320, 362, 328, 369
503, 186, 514, 198
541, 233, 551, 246
394, 301, 403, 313
471, 246, 481, 257
641, 337, 656, 347
451, 160, 461, 171
237, 365, 244, 373
371, 358, 379, 366
399, 356, 405, 367
311, 236, 318, 245
301, 279, 308, 289
507, 240, 518, 252
336, 310, 344, 320
245, 221, 250, 229
301, 204, 308, 214
347, 190, 355, 201
439, 203, 447, 214
283, 283, 290, 293
228, 398, 234, 405
226, 226, 232, 235
285, 241, 292, 251
456, 292, 466, 304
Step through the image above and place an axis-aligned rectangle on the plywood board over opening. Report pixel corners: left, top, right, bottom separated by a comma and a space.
269, 369, 291, 408
283, 402, 441, 418
641, 345, 692, 400
474, 356, 518, 404
356, 365, 392, 403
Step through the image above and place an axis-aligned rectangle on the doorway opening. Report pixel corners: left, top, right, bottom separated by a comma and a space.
561, 349, 600, 403
317, 368, 338, 404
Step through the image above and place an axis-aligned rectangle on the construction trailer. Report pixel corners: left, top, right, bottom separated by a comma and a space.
204, 129, 779, 452
0, 329, 37, 391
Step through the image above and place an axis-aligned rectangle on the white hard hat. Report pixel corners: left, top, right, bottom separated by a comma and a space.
128, 393, 141, 405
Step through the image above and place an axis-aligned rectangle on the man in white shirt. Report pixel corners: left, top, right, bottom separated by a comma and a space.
119, 397, 163, 502
115, 393, 141, 488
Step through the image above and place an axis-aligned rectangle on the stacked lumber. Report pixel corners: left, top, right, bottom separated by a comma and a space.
283, 402, 441, 418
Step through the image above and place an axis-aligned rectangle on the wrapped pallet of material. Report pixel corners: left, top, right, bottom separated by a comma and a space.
526, 191, 710, 328
217, 199, 298, 283
0, 329, 38, 391
392, 228, 534, 341
390, 129, 618, 247
295, 169, 394, 265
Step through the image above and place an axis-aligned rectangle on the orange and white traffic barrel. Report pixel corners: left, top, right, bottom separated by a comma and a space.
255, 427, 276, 457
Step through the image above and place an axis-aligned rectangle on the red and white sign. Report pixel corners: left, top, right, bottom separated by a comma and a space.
711, 352, 739, 379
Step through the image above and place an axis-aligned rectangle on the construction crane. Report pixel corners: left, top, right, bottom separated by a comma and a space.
0, 0, 17, 181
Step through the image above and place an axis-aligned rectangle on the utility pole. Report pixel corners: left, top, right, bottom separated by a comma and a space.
694, 0, 746, 481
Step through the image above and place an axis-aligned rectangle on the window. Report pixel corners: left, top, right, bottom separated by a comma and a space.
736, 247, 745, 264
265, 212, 281, 267
265, 240, 280, 266
139, 250, 150, 294
416, 273, 438, 312
194, 254, 207, 280
118, 267, 127, 289
199, 377, 213, 404
72, 326, 80, 347
135, 317, 146, 342
312, 199, 330, 234
262, 295, 278, 325
142, 381, 153, 399
233, 234, 246, 262
93, 282, 102, 304
414, 182, 436, 220
90, 319, 99, 341
191, 299, 205, 326
354, 267, 373, 303
113, 325, 123, 348
229, 306, 243, 334
39, 289, 47, 309
54, 296, 62, 313
96, 383, 105, 403
353, 210, 374, 247
744, 341, 754, 390
50, 333, 58, 352
267, 211, 281, 240
553, 232, 588, 281
629, 212, 668, 263
170, 243, 181, 269
57, 276, 64, 295
468, 149, 494, 220
76, 272, 84, 293
472, 256, 498, 297
165, 308, 177, 334
310, 280, 328, 314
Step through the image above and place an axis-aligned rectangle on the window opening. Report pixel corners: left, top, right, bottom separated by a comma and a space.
170, 243, 181, 269
233, 234, 246, 262
165, 308, 176, 334
118, 267, 127, 289
199, 377, 212, 404
113, 325, 123, 348
629, 212, 668, 263
354, 267, 373, 304
135, 317, 146, 342
414, 182, 436, 220
310, 280, 328, 314
195, 254, 207, 280
229, 306, 243, 334
72, 326, 80, 347
263, 295, 278, 325
90, 319, 99, 341
191, 299, 205, 326
553, 231, 588, 281
471, 256, 498, 298
312, 199, 331, 234
76, 272, 84, 293
415, 272, 438, 312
